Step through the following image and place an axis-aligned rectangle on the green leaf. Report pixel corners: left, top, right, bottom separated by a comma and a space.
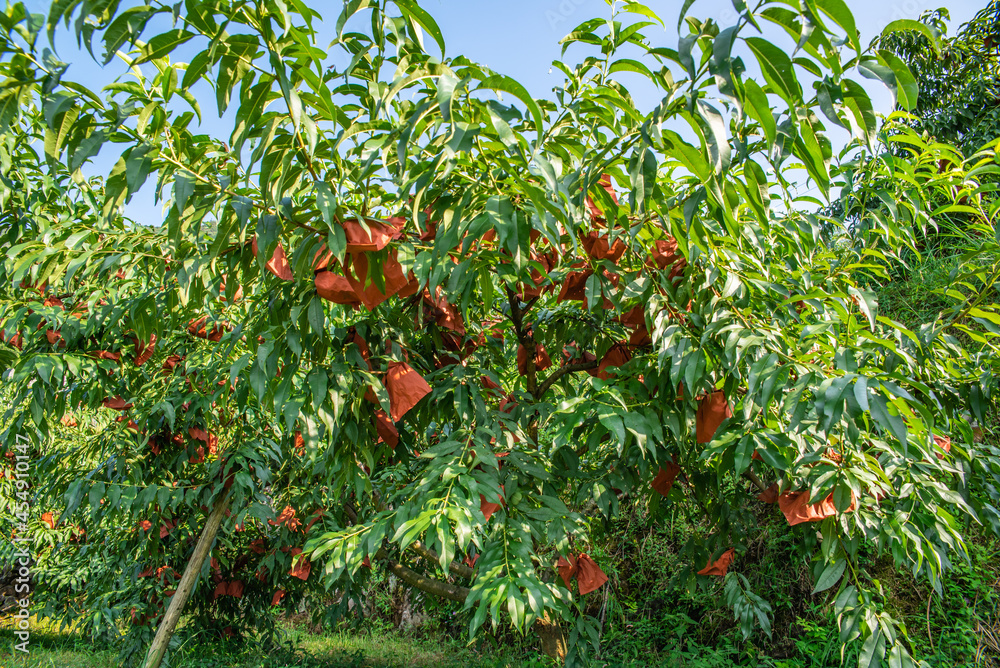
742, 79, 776, 144
286, 88, 303, 131
629, 146, 657, 211
89, 481, 106, 511
887, 643, 914, 668
315, 181, 337, 230
869, 392, 907, 447
608, 58, 657, 81
853, 377, 870, 412
621, 2, 664, 27
478, 75, 544, 143
881, 19, 941, 55
696, 99, 730, 173
599, 411, 626, 446
70, 130, 106, 172
44, 105, 78, 160
858, 57, 898, 106
174, 172, 194, 213
181, 50, 212, 90
0, 90, 21, 132
307, 368, 327, 410
832, 481, 854, 512
841, 80, 877, 147
859, 626, 885, 668
812, 0, 860, 53
848, 286, 877, 329
125, 145, 154, 197
393, 0, 446, 55
35, 357, 56, 385
813, 559, 846, 594
134, 29, 196, 65
877, 50, 917, 111
103, 6, 157, 65
734, 436, 754, 476
745, 37, 802, 104
64, 479, 85, 516
307, 298, 325, 334
677, 0, 698, 31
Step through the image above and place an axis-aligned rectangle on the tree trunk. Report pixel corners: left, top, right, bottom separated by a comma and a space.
534, 612, 568, 660
142, 492, 229, 668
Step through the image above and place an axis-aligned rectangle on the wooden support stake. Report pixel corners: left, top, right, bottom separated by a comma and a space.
142, 492, 229, 668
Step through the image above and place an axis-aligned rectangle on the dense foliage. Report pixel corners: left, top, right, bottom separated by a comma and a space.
878, 1, 1000, 152
1, 0, 999, 666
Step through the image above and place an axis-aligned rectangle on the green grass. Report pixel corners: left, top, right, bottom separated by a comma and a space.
0, 618, 557, 668
0, 622, 116, 668
877, 251, 966, 329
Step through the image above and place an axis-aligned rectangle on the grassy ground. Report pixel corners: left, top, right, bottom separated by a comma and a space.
0, 617, 558, 668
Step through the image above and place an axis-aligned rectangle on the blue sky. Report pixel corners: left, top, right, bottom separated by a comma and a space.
22, 0, 990, 223
431, 0, 982, 99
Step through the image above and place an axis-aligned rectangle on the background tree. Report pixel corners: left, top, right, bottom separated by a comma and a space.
877, 1, 1000, 153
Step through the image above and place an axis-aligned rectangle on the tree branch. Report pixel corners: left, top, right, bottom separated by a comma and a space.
410, 540, 475, 580
374, 547, 470, 602
537, 359, 600, 397
504, 284, 538, 401
503, 284, 532, 349
742, 470, 767, 493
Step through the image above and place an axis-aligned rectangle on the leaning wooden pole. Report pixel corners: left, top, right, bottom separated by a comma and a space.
142, 491, 229, 668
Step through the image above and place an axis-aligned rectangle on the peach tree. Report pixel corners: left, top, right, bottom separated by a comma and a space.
1, 0, 999, 666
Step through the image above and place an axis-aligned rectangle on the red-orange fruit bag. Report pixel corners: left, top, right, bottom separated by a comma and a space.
757, 483, 779, 504
102, 396, 133, 410
251, 236, 294, 281
516, 343, 552, 376
697, 548, 735, 577
557, 554, 578, 588
422, 287, 465, 333
777, 490, 856, 526
556, 267, 592, 303
696, 390, 732, 443
374, 409, 399, 447
592, 343, 631, 380
134, 333, 156, 366
342, 217, 405, 252
187, 317, 227, 341
385, 362, 431, 422
315, 270, 362, 306
480, 493, 502, 521
934, 435, 951, 459
344, 250, 411, 310
581, 230, 626, 263
651, 460, 681, 497
575, 553, 609, 594
287, 548, 311, 580
585, 174, 619, 222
